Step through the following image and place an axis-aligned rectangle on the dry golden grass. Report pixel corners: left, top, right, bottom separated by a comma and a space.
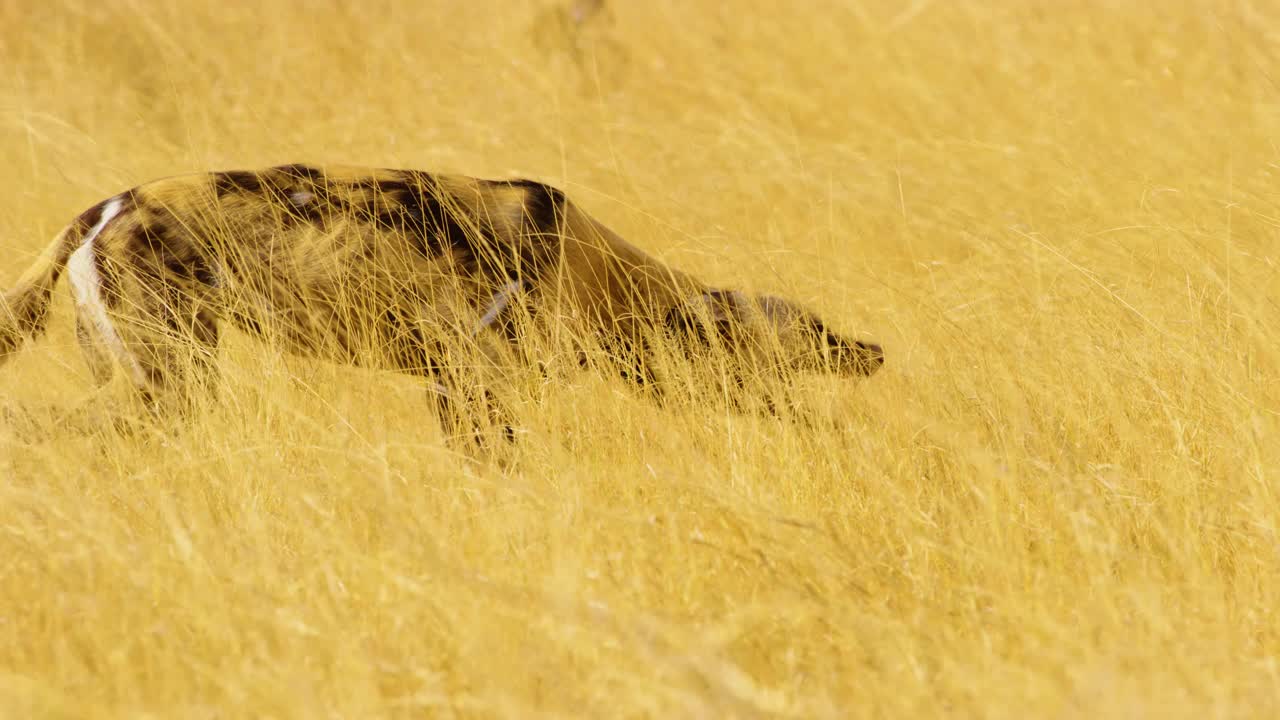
2, 1, 1279, 716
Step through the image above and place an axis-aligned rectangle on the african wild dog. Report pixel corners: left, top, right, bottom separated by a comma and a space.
0, 164, 883, 444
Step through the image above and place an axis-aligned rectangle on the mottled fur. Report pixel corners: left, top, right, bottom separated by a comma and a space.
1, 164, 882, 443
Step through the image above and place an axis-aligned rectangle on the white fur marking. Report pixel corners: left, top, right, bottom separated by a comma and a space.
290, 190, 314, 206
67, 197, 147, 386
474, 280, 522, 336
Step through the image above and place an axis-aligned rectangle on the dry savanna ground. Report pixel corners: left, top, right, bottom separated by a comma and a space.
1, 1, 1278, 717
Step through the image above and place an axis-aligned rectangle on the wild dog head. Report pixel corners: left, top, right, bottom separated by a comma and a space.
663, 289, 884, 378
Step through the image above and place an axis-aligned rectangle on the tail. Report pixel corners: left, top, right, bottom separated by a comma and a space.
0, 224, 86, 363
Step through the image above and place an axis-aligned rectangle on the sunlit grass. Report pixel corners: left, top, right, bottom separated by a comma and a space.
1, 1, 1278, 716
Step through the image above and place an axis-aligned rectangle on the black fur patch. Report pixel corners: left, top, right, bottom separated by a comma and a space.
287, 191, 333, 228
379, 172, 476, 261
213, 171, 264, 196
493, 178, 567, 283
663, 303, 717, 346
663, 294, 736, 349
129, 217, 216, 290
192, 308, 220, 347
75, 190, 138, 231
609, 334, 657, 389
253, 165, 340, 228
73, 199, 107, 233
379, 307, 444, 377
228, 308, 265, 337
135, 222, 177, 269
349, 177, 412, 196
271, 164, 327, 184
505, 179, 565, 237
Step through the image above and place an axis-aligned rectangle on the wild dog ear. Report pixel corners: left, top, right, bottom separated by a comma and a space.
663, 289, 744, 346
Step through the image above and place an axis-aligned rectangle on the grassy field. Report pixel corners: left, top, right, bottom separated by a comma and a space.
2, 1, 1278, 716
